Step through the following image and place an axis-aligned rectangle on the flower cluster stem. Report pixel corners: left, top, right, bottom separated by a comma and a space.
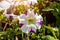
3, 22, 8, 31
15, 35, 18, 40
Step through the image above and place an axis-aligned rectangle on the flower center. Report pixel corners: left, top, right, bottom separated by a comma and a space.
27, 17, 34, 24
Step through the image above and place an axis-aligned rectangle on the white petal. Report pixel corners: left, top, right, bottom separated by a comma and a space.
0, 1, 11, 10
6, 0, 13, 2
35, 15, 43, 29
36, 15, 43, 22
29, 24, 37, 33
39, 15, 43, 21
12, 15, 20, 22
27, 9, 35, 18
5, 13, 13, 18
19, 14, 27, 25
6, 0, 15, 5
12, 14, 20, 19
19, 19, 27, 25
21, 25, 29, 34
28, 24, 37, 32
36, 22, 41, 29
31, 10, 35, 16
21, 24, 37, 33
27, 9, 35, 15
22, 1, 28, 5
19, 14, 26, 19
27, 0, 37, 5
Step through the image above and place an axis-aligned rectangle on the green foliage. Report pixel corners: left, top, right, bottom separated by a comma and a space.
45, 35, 56, 40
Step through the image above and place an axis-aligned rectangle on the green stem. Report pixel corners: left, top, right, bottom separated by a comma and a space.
51, 30, 57, 39
44, 25, 57, 39
27, 34, 30, 40
27, 37, 29, 40
22, 32, 24, 40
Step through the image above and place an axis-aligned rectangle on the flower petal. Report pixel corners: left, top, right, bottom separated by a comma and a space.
21, 25, 29, 34
30, 28, 35, 33
28, 0, 37, 5
19, 19, 27, 26
38, 21, 43, 25
35, 15, 43, 29
0, 0, 11, 10
27, 9, 35, 15
28, 24, 37, 33
39, 15, 43, 21
36, 23, 41, 29
26, 9, 36, 19
36, 15, 43, 22
5, 13, 14, 18
19, 14, 26, 19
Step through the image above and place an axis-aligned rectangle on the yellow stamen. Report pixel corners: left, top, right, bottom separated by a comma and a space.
27, 17, 34, 24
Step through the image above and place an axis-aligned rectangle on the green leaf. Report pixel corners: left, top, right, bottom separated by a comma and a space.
42, 8, 54, 11
31, 33, 36, 39
0, 31, 7, 36
45, 35, 57, 40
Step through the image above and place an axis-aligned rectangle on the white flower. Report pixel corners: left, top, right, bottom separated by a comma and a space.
6, 0, 15, 5
27, 0, 37, 5
11, 14, 20, 22
0, 0, 11, 10
5, 13, 14, 18
19, 9, 43, 34
18, 0, 37, 7
4, 10, 20, 21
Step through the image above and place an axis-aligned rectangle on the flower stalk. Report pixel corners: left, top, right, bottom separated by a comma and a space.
44, 25, 57, 39
15, 35, 18, 40
3, 22, 8, 31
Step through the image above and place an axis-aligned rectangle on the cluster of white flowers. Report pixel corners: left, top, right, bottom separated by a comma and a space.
5, 9, 43, 34
0, 0, 37, 10
0, 0, 43, 34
